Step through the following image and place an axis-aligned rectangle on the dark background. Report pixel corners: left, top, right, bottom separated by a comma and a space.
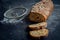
0, 0, 60, 40
0, 0, 60, 20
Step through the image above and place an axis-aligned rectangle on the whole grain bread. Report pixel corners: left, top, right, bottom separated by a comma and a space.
29, 22, 47, 30
29, 29, 49, 38
29, 0, 54, 22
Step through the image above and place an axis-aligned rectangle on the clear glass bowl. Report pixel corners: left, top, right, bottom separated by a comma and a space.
0, 6, 30, 24
4, 6, 28, 19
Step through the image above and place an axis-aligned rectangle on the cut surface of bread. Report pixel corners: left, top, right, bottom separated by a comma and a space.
29, 29, 49, 38
29, 12, 46, 22
29, 22, 47, 30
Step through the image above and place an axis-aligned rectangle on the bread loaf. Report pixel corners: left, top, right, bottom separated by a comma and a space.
29, 22, 47, 30
29, 0, 54, 22
29, 29, 49, 38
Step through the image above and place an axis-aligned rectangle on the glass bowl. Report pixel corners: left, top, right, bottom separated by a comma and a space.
4, 6, 28, 19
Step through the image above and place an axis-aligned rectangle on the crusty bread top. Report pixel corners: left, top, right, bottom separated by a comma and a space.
31, 0, 54, 19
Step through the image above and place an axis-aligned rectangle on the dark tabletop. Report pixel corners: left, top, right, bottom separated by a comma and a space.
0, 0, 60, 40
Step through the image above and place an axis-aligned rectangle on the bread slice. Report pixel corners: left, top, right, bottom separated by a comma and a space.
29, 29, 49, 38
28, 22, 47, 30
